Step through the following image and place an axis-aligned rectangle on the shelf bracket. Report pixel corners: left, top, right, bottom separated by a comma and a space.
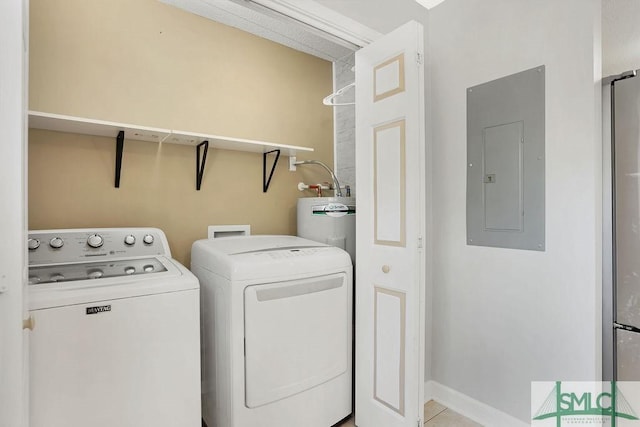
263, 149, 281, 193
115, 130, 124, 188
196, 141, 209, 191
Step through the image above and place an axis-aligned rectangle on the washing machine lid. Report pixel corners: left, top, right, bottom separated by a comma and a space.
191, 235, 351, 281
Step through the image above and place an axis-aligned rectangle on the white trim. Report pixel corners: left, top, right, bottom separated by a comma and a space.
425, 381, 529, 427
0, 0, 27, 426
162, 0, 359, 62
332, 60, 338, 173
248, 0, 382, 46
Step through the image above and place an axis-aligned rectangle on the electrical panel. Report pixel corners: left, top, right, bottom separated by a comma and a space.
467, 65, 545, 251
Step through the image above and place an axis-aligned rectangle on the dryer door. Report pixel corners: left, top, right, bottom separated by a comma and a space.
243, 273, 350, 408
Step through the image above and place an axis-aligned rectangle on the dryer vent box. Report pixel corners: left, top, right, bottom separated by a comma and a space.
466, 65, 545, 251
208, 225, 251, 239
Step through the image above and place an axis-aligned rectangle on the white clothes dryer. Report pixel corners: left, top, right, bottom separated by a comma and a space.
28, 228, 201, 427
191, 235, 353, 427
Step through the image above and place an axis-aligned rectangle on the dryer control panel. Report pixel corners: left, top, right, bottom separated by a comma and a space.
261, 248, 325, 260
28, 228, 170, 265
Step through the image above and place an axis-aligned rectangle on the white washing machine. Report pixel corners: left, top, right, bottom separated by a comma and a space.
191, 235, 353, 427
27, 228, 201, 427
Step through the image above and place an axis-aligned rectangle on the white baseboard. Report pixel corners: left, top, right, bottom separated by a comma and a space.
425, 380, 529, 427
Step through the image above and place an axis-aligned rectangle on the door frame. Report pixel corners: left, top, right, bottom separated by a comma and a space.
0, 1, 28, 426
602, 75, 614, 381
237, 0, 382, 47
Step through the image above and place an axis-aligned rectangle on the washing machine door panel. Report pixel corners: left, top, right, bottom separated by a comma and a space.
244, 273, 349, 408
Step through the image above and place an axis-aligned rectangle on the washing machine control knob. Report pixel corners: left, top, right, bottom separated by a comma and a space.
87, 234, 104, 248
49, 237, 64, 249
87, 269, 103, 279
50, 273, 65, 282
28, 238, 40, 251
143, 234, 154, 245
124, 235, 136, 246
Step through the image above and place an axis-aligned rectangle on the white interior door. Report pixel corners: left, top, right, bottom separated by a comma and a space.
355, 21, 426, 427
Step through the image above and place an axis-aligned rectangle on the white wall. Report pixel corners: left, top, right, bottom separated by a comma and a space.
315, 0, 426, 35
0, 1, 27, 427
429, 0, 602, 422
603, 0, 640, 76
333, 53, 356, 195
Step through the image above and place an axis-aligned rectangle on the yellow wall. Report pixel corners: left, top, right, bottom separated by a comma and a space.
28, 0, 334, 265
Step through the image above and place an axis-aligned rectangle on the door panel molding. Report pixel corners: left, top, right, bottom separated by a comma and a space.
374, 54, 406, 102
374, 286, 406, 415
373, 119, 406, 247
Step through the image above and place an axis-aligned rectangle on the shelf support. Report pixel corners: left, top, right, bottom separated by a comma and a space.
196, 141, 209, 191
263, 149, 281, 193
115, 130, 124, 188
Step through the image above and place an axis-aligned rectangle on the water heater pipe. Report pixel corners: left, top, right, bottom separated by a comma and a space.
297, 182, 331, 197
293, 160, 343, 197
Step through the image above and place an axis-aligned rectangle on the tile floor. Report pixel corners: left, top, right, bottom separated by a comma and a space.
337, 400, 481, 426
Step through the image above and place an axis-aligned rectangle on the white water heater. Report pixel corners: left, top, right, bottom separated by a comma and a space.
297, 197, 356, 263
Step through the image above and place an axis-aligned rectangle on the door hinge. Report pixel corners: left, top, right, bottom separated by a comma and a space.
416, 52, 423, 65
417, 419, 422, 427
417, 236, 423, 249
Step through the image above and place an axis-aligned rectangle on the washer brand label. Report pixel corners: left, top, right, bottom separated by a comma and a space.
86, 305, 111, 315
